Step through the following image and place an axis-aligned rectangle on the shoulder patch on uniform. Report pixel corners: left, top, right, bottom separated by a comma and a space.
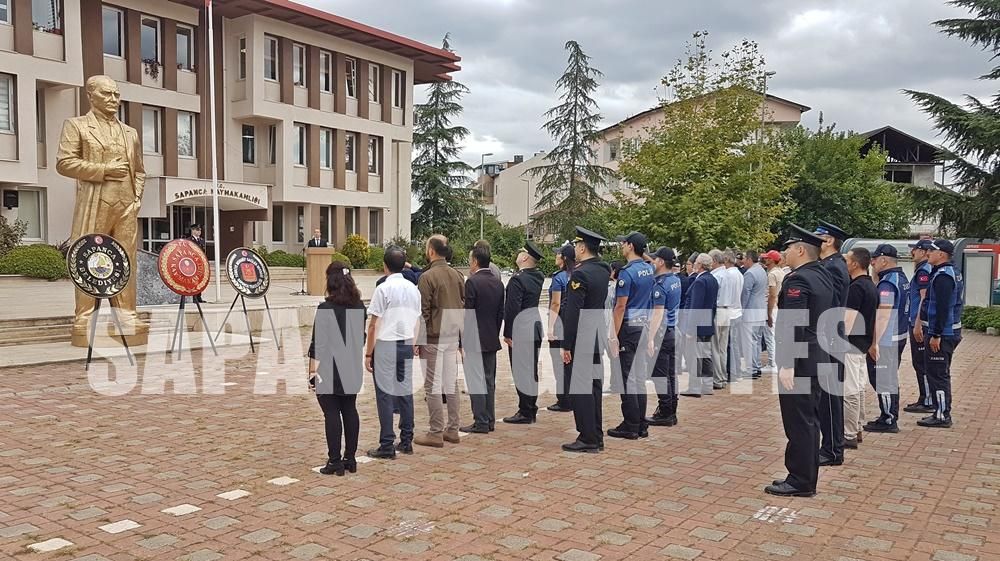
571, 281, 581, 290
618, 279, 625, 287
654, 291, 661, 298
787, 287, 802, 298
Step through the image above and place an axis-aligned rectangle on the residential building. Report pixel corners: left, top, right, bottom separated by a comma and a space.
0, 0, 459, 255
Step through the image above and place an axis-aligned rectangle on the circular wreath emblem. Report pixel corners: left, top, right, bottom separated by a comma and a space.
157, 239, 211, 297
225, 247, 270, 298
66, 234, 131, 298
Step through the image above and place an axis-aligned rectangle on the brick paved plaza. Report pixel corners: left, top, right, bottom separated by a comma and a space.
0, 329, 997, 561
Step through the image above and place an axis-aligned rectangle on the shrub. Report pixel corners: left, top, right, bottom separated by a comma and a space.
330, 252, 352, 267
263, 249, 305, 268
962, 306, 1000, 332
366, 246, 385, 270
0, 244, 68, 280
341, 234, 370, 269
0, 216, 27, 260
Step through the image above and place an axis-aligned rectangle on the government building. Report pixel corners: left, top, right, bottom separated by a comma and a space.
0, 0, 459, 256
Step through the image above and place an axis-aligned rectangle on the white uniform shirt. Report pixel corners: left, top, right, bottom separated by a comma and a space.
367, 273, 422, 341
712, 266, 744, 325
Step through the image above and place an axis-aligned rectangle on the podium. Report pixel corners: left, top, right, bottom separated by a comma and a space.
306, 247, 335, 296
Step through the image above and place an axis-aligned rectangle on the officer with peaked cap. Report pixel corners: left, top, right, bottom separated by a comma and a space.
502, 240, 546, 424
561, 227, 612, 453
813, 220, 850, 467
766, 225, 835, 497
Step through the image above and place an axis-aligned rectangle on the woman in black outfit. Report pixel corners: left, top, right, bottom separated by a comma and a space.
308, 262, 366, 476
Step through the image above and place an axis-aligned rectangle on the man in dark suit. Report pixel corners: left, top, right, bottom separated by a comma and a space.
814, 220, 851, 467
680, 253, 719, 397
502, 241, 545, 424
307, 228, 328, 248
185, 224, 208, 303
461, 245, 505, 434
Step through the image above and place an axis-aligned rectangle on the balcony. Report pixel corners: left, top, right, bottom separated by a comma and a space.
32, 29, 63, 61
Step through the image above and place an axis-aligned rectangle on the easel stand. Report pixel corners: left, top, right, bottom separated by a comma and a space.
168, 296, 219, 357
213, 294, 282, 353
85, 297, 136, 371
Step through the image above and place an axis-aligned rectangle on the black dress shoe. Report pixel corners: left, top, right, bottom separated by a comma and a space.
638, 427, 649, 438
502, 413, 536, 424
547, 403, 572, 412
917, 416, 952, 428
646, 415, 678, 427
764, 481, 815, 497
818, 454, 843, 467
863, 421, 900, 433
460, 424, 489, 434
394, 442, 413, 455
607, 427, 640, 440
772, 478, 786, 486
680, 391, 702, 398
562, 440, 600, 453
844, 438, 858, 450
751, 370, 762, 379
368, 447, 396, 459
488, 424, 496, 432
904, 402, 934, 414
344, 458, 357, 473
319, 459, 345, 476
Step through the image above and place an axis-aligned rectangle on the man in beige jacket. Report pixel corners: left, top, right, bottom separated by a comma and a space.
57, 75, 147, 345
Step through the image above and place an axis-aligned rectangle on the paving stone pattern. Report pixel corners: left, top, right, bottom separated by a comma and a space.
0, 329, 997, 560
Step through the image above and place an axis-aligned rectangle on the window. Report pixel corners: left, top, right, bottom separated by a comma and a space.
177, 111, 195, 157
608, 139, 620, 161
140, 17, 159, 62
35, 90, 44, 144
0, 74, 14, 133
102, 6, 123, 57
292, 44, 305, 86
237, 36, 247, 80
142, 106, 161, 154
345, 207, 357, 235
368, 209, 381, 245
176, 25, 194, 71
241, 124, 255, 164
116, 103, 126, 123
369, 63, 380, 103
292, 123, 306, 166
319, 206, 331, 241
32, 0, 61, 33
344, 132, 356, 171
263, 35, 278, 81
319, 128, 333, 169
297, 206, 305, 243
392, 69, 403, 108
17, 190, 42, 239
319, 50, 332, 93
345, 58, 356, 98
367, 136, 379, 174
0, 0, 8, 24
271, 205, 283, 242
267, 125, 276, 165
885, 169, 914, 184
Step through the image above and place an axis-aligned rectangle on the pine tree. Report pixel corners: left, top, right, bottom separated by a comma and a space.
410, 34, 478, 239
904, 0, 1000, 237
529, 41, 617, 239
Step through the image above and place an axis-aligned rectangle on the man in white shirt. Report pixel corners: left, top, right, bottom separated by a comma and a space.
709, 249, 743, 389
723, 250, 745, 382
364, 246, 422, 459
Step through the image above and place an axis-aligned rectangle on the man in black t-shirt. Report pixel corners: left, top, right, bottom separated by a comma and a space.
843, 248, 878, 449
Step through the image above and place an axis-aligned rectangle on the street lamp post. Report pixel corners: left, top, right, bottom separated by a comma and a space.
480, 152, 493, 240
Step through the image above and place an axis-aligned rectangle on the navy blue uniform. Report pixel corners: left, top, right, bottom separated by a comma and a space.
650, 272, 682, 419
679, 271, 718, 394
819, 252, 850, 463
548, 269, 572, 409
908, 261, 933, 407
504, 267, 545, 419
611, 259, 655, 434
867, 267, 909, 426
920, 262, 964, 421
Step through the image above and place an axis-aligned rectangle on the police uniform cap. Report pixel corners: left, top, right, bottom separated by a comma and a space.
556, 244, 575, 261
929, 239, 955, 255
651, 246, 676, 265
872, 244, 898, 259
908, 239, 934, 250
615, 231, 648, 253
783, 224, 825, 249
813, 220, 849, 241
573, 226, 606, 245
190, 223, 202, 230
522, 241, 544, 261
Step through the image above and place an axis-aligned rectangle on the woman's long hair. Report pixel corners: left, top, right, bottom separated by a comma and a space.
325, 261, 362, 306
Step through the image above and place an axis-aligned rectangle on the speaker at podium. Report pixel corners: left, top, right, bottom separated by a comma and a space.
305, 247, 336, 296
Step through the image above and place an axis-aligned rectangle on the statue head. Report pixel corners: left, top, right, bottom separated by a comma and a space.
85, 75, 121, 119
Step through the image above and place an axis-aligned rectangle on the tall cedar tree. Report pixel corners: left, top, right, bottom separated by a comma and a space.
411, 34, 477, 239
905, 0, 1000, 237
617, 32, 793, 252
529, 41, 617, 239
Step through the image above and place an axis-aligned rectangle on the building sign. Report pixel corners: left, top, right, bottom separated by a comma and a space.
157, 239, 211, 297
166, 181, 269, 210
225, 247, 270, 298
66, 234, 131, 298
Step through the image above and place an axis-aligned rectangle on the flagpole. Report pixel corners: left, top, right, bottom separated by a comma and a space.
207, 0, 222, 301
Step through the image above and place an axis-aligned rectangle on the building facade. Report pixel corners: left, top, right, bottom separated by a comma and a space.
0, 0, 459, 256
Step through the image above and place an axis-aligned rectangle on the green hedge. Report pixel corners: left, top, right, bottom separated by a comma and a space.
330, 252, 352, 267
0, 244, 68, 280
263, 249, 305, 268
962, 306, 1000, 332
366, 246, 385, 270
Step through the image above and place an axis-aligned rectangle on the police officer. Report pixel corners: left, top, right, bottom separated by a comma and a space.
904, 239, 934, 413
766, 225, 834, 498
185, 224, 208, 303
546, 244, 575, 412
646, 247, 682, 426
561, 227, 612, 453
917, 239, 964, 428
608, 231, 655, 440
813, 221, 850, 467
866, 244, 909, 433
502, 241, 545, 424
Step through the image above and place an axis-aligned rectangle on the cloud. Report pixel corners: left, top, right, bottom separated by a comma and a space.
303, 0, 991, 166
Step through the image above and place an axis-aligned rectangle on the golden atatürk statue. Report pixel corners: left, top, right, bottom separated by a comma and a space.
57, 75, 148, 346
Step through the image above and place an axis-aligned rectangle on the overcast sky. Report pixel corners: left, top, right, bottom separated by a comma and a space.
308, 0, 991, 170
